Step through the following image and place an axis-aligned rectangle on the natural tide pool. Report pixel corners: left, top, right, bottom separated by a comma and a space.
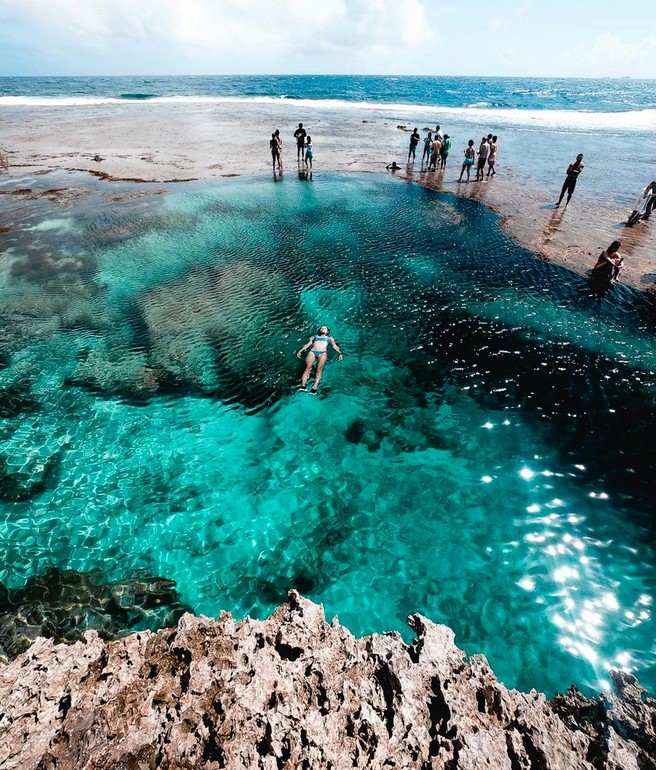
1, 172, 655, 696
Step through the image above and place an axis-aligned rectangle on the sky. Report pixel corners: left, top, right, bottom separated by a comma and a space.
0, 0, 655, 79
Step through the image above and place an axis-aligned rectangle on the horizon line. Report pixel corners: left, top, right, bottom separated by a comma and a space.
0, 73, 652, 81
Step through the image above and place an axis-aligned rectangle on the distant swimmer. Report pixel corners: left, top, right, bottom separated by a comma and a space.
627, 181, 656, 226
386, 161, 402, 172
555, 154, 584, 207
590, 240, 623, 282
0, 151, 8, 171
296, 325, 343, 394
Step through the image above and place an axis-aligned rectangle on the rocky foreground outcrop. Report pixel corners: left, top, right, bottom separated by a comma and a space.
0, 592, 654, 770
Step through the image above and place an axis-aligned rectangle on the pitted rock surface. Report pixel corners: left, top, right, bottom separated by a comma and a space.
0, 592, 654, 770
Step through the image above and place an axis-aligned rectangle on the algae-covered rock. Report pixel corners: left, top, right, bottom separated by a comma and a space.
0, 568, 190, 662
0, 450, 60, 502
138, 260, 298, 401
68, 346, 158, 399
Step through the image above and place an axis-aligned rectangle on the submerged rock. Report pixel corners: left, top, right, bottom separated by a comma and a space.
138, 260, 298, 402
0, 592, 653, 769
0, 379, 40, 418
0, 450, 59, 502
0, 568, 190, 661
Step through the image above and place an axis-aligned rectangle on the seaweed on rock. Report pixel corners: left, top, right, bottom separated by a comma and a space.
0, 567, 191, 661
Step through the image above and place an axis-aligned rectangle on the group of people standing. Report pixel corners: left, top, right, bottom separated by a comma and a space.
458, 134, 498, 183
412, 125, 452, 170
407, 127, 498, 183
270, 123, 313, 174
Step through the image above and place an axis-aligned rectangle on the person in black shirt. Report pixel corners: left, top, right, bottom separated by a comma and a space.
294, 123, 307, 161
408, 128, 420, 163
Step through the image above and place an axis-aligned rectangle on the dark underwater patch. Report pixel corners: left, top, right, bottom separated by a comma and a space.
0, 568, 191, 661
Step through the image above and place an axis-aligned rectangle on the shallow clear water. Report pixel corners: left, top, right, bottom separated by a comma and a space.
1, 173, 655, 697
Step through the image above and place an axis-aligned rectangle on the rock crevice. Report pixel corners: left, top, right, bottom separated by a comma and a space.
0, 592, 654, 770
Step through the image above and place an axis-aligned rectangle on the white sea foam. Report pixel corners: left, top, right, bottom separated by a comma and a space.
1, 95, 655, 131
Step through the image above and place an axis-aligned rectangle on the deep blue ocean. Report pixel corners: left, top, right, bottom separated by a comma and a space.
1, 74, 655, 113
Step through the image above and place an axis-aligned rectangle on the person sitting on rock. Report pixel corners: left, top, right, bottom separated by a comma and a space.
590, 240, 623, 282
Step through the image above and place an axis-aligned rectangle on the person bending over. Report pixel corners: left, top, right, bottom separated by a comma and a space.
627, 181, 656, 225
297, 325, 343, 393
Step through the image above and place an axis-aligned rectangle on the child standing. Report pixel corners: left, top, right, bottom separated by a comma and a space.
458, 140, 476, 183
305, 136, 314, 170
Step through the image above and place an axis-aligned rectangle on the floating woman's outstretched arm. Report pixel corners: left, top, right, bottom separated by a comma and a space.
330, 337, 343, 360
297, 337, 314, 358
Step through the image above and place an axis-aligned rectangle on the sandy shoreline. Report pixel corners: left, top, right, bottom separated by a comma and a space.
1, 101, 655, 291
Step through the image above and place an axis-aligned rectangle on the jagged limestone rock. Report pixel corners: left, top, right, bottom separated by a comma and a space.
0, 592, 654, 769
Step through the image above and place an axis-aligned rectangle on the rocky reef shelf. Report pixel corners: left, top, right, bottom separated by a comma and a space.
1, 592, 654, 770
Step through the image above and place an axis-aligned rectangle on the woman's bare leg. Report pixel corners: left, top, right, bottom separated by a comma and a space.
312, 355, 327, 391
301, 353, 315, 388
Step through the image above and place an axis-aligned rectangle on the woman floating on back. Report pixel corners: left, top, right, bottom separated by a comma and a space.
296, 326, 343, 394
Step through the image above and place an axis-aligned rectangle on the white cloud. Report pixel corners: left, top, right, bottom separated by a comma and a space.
487, 1, 531, 34
585, 32, 656, 76
0, 0, 434, 64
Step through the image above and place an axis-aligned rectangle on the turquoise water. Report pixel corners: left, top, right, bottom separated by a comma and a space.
1, 173, 655, 696
2, 74, 655, 112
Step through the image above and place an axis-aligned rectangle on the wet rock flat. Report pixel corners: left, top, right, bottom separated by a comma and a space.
0, 592, 654, 770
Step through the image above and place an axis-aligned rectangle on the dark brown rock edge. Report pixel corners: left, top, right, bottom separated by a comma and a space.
1, 592, 654, 770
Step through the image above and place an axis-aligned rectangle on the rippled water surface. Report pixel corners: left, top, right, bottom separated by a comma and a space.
1, 172, 655, 696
